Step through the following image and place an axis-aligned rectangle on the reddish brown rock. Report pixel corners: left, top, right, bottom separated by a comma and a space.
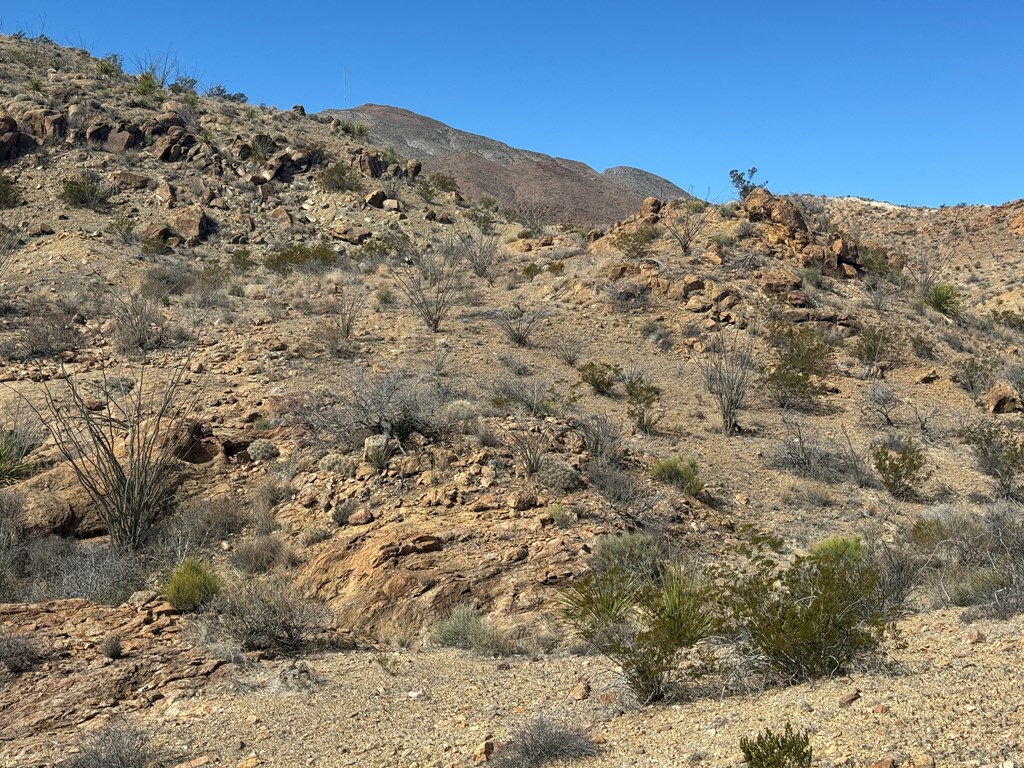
169, 205, 210, 245
982, 380, 1022, 413
110, 170, 151, 190
364, 190, 386, 208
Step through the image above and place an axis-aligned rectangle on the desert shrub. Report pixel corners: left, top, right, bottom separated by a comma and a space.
575, 413, 623, 464
16, 299, 82, 360
322, 289, 363, 340
206, 577, 329, 654
0, 170, 19, 208
231, 535, 295, 574
623, 373, 662, 433
697, 330, 756, 435
495, 304, 547, 347
108, 214, 138, 245
34, 363, 190, 550
851, 325, 901, 368
338, 121, 369, 139
963, 422, 1024, 499
33, 540, 145, 605
110, 292, 167, 352
551, 334, 586, 368
491, 715, 599, 768
450, 230, 501, 283
771, 419, 871, 486
650, 455, 703, 496
760, 325, 832, 410
0, 490, 25, 600
711, 232, 737, 251
0, 628, 46, 673
954, 355, 999, 399
729, 167, 765, 199
587, 460, 649, 510
99, 633, 123, 659
902, 503, 1024, 618
548, 505, 578, 529
164, 557, 220, 611
521, 262, 543, 281
922, 282, 963, 320
910, 333, 936, 360
432, 605, 518, 656
511, 433, 547, 477
265, 242, 338, 274
663, 201, 712, 256
66, 720, 158, 768
300, 527, 332, 547
149, 496, 249, 561
390, 245, 464, 332
414, 178, 438, 203
247, 438, 279, 462
429, 172, 459, 194
861, 382, 902, 427
589, 532, 665, 583
318, 161, 361, 192
563, 562, 717, 702
739, 722, 812, 768
60, 172, 115, 210
612, 225, 658, 260
726, 536, 902, 684
0, 430, 33, 486
872, 439, 930, 498
578, 361, 621, 395
491, 376, 567, 418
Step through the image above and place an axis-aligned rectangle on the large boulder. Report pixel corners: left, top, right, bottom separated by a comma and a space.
743, 188, 809, 246
169, 205, 211, 245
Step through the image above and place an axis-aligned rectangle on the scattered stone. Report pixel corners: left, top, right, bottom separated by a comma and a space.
982, 380, 1022, 413
570, 678, 591, 701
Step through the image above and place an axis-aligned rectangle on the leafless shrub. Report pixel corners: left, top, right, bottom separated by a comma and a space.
511, 432, 547, 477
16, 298, 82, 360
491, 376, 566, 418
322, 288, 363, 339
491, 714, 599, 768
551, 334, 586, 367
663, 199, 713, 256
205, 576, 331, 654
696, 331, 756, 435
390, 245, 464, 332
495, 303, 548, 347
110, 291, 167, 353
66, 720, 158, 768
0, 223, 24, 284
451, 229, 502, 283
0, 627, 47, 673
576, 413, 623, 464
31, 538, 145, 605
31, 361, 193, 550
771, 418, 867, 486
231, 535, 297, 574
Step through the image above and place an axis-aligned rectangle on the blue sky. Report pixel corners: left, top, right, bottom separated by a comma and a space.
4, 2, 1022, 206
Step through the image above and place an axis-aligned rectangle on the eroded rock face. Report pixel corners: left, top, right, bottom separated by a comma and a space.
0, 597, 223, 765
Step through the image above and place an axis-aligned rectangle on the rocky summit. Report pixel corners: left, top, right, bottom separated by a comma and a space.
1, 32, 1024, 768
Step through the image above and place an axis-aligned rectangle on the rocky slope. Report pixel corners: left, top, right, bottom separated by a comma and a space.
1, 32, 1024, 768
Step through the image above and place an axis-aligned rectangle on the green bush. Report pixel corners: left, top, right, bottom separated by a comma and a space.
431, 604, 518, 656
0, 171, 19, 209
739, 722, 812, 768
264, 243, 338, 274
922, 282, 963, 319
0, 432, 32, 486
60, 172, 115, 210
589, 532, 664, 582
624, 378, 662, 433
578, 361, 621, 395
319, 162, 362, 192
611, 225, 658, 260
954, 356, 998, 399
872, 439, 930, 498
650, 455, 703, 496
230, 535, 296, 574
759, 325, 832, 409
851, 325, 901, 367
429, 172, 459, 194
726, 535, 902, 684
563, 563, 716, 702
163, 557, 220, 611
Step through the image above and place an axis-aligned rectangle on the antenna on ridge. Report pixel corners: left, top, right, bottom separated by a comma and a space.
343, 67, 348, 109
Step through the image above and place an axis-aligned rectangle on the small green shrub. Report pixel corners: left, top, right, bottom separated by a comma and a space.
650, 455, 703, 495
0, 171, 19, 209
922, 282, 963, 319
759, 325, 832, 409
60, 172, 115, 210
0, 432, 33, 486
872, 439, 930, 498
521, 262, 543, 280
739, 722, 812, 768
319, 162, 362, 192
339, 121, 370, 139
851, 325, 901, 367
264, 243, 338, 274
954, 356, 998, 399
711, 232, 737, 250
231, 535, 295, 574
432, 605, 518, 656
624, 378, 662, 434
578, 361, 621, 395
611, 225, 658, 260
163, 557, 220, 611
429, 172, 459, 194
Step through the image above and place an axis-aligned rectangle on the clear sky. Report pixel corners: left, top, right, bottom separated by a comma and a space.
4, 2, 1022, 206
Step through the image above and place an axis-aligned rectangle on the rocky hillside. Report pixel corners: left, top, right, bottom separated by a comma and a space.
323, 104, 686, 226
2, 32, 1024, 768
